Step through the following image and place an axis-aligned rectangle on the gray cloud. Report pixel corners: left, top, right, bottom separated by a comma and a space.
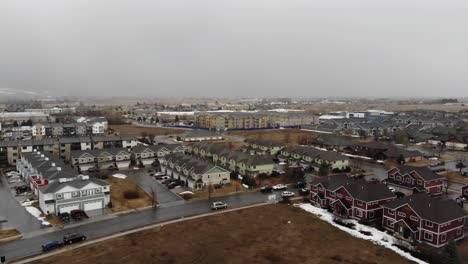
0, 0, 467, 98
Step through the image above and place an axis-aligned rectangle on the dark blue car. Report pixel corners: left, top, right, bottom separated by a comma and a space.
41, 240, 64, 251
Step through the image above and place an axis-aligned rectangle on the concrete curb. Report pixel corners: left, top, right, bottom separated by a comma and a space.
11, 202, 275, 264
0, 234, 23, 244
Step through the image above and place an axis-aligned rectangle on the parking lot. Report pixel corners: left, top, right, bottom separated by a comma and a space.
124, 169, 184, 205
0, 170, 42, 233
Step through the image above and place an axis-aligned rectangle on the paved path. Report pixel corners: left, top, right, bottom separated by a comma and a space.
0, 173, 42, 233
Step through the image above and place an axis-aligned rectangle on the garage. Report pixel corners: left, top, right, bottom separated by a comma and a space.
83, 200, 103, 211
58, 203, 80, 214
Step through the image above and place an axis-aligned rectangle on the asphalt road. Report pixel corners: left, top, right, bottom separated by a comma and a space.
0, 173, 42, 234
0, 187, 299, 262
126, 170, 183, 204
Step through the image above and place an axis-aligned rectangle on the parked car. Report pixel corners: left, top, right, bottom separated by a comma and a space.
272, 184, 287, 190
15, 185, 31, 195
388, 186, 396, 193
211, 201, 228, 210
108, 165, 119, 171
260, 185, 273, 193
295, 182, 306, 188
41, 240, 64, 251
70, 210, 88, 221
281, 191, 295, 197
162, 179, 173, 185
299, 188, 310, 195
59, 212, 70, 222
167, 182, 179, 189
155, 172, 166, 177
63, 233, 86, 244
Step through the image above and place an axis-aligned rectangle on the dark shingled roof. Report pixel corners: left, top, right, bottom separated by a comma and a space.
392, 165, 445, 181
40, 177, 109, 193
382, 194, 466, 224
311, 175, 395, 202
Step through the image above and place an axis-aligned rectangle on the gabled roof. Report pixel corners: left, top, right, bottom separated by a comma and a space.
40, 177, 109, 194
179, 130, 221, 138
382, 194, 466, 224
391, 165, 445, 181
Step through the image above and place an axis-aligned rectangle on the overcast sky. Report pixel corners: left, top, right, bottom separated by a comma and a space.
0, 0, 467, 98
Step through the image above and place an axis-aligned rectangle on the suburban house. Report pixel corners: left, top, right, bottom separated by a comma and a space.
39, 175, 110, 215
386, 166, 445, 196
71, 148, 132, 172
17, 150, 111, 215
0, 136, 138, 166
309, 175, 395, 221
279, 146, 350, 171
312, 134, 357, 151
242, 138, 285, 156
382, 194, 466, 247
350, 141, 423, 162
159, 153, 230, 189
177, 130, 223, 142
188, 143, 276, 177
131, 144, 184, 165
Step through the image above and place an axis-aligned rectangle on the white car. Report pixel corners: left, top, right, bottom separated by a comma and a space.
388, 186, 396, 193
272, 184, 287, 190
154, 172, 166, 177
281, 191, 295, 197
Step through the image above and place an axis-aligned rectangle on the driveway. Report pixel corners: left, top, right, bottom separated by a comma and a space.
126, 170, 183, 204
0, 172, 42, 233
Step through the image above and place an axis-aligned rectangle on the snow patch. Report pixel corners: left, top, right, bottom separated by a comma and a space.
24, 206, 51, 226
20, 200, 37, 206
112, 173, 127, 179
242, 184, 249, 189
296, 204, 427, 264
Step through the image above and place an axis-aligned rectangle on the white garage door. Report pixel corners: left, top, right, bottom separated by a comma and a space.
83, 200, 103, 211
58, 203, 80, 214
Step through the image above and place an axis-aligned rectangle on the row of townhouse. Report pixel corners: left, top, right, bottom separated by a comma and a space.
17, 151, 110, 215
349, 141, 424, 163
160, 153, 231, 189
195, 112, 316, 130
279, 146, 350, 171
0, 136, 138, 166
386, 166, 445, 196
187, 142, 276, 177
32, 122, 106, 138
177, 130, 223, 142
71, 144, 185, 171
242, 138, 285, 156
310, 175, 466, 248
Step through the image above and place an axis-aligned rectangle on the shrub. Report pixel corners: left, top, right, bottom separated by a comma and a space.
241, 175, 257, 188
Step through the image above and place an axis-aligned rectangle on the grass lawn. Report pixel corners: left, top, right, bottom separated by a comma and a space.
228, 129, 319, 146
442, 171, 468, 184
0, 229, 20, 240
109, 124, 185, 137
31, 204, 412, 264
107, 177, 154, 212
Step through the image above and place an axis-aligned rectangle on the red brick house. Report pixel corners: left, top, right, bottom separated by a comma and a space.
310, 175, 395, 221
382, 194, 466, 247
386, 166, 445, 196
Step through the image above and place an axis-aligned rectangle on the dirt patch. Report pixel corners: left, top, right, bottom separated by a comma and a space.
191, 180, 248, 199
107, 177, 154, 212
31, 204, 412, 264
109, 125, 185, 137
442, 171, 468, 184
228, 129, 319, 146
0, 229, 20, 240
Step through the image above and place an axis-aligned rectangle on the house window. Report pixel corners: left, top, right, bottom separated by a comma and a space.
369, 211, 375, 218
337, 193, 343, 198
95, 188, 101, 194
464, 189, 468, 195
417, 180, 422, 185
441, 233, 447, 242
72, 192, 79, 198
424, 232, 433, 241
389, 175, 394, 179
56, 193, 63, 200
387, 219, 394, 227
425, 220, 433, 228
356, 210, 363, 217
457, 228, 462, 235
396, 176, 401, 181
346, 197, 352, 202
356, 200, 363, 206
406, 178, 411, 183
410, 216, 418, 222
81, 190, 88, 196
398, 212, 406, 217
